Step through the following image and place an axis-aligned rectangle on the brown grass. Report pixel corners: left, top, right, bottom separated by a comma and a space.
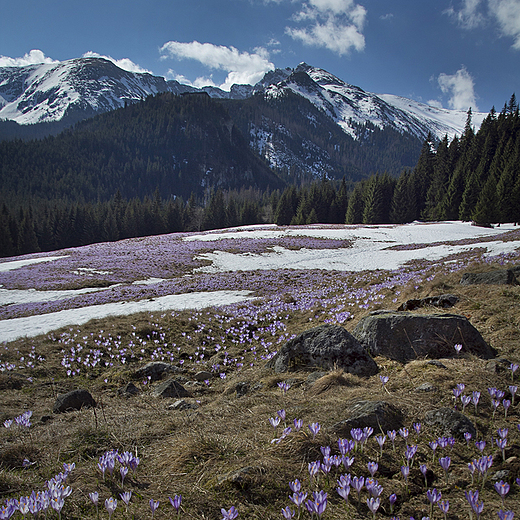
0, 259, 520, 519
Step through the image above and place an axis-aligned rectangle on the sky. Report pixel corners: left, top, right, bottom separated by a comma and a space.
0, 0, 519, 114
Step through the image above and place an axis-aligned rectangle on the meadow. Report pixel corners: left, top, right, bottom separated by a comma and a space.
1, 222, 520, 520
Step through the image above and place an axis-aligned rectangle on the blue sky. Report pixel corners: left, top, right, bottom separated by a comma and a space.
1, 0, 519, 113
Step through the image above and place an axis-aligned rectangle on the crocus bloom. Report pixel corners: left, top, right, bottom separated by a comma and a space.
89, 491, 99, 506
494, 480, 510, 507
120, 492, 132, 509
368, 461, 378, 477
498, 510, 514, 520
337, 484, 350, 503
149, 499, 159, 518
105, 498, 117, 520
221, 506, 238, 520
510, 385, 518, 405
169, 495, 182, 513
389, 493, 397, 513
464, 432, 472, 445
309, 422, 320, 439
439, 499, 449, 520
289, 479, 301, 493
367, 497, 380, 519
454, 343, 462, 354
281, 506, 295, 519
420, 463, 428, 486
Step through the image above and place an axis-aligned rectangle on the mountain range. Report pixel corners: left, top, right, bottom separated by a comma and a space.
0, 57, 489, 184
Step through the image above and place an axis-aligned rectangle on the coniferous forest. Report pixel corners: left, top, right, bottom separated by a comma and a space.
1, 94, 519, 258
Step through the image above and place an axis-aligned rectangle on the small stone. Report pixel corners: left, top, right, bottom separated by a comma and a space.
235, 382, 249, 397
415, 383, 437, 392
152, 378, 191, 398
424, 407, 476, 439
118, 382, 139, 398
169, 400, 198, 411
427, 360, 448, 369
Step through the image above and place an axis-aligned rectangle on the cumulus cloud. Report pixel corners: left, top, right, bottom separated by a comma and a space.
446, 0, 520, 49
437, 66, 479, 111
285, 0, 367, 55
488, 0, 520, 49
444, 0, 485, 29
160, 41, 274, 90
0, 49, 59, 67
82, 52, 152, 74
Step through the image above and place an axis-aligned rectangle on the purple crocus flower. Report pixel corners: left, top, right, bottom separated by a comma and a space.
494, 480, 510, 508
104, 498, 117, 520
337, 483, 350, 504
387, 430, 397, 451
289, 492, 307, 509
289, 479, 301, 493
503, 399, 511, 417
475, 440, 486, 452
368, 461, 378, 477
438, 499, 449, 520
149, 499, 159, 518
498, 510, 514, 520
496, 437, 508, 461
439, 456, 451, 484
269, 416, 281, 428
454, 343, 462, 354
221, 506, 238, 520
367, 497, 380, 519
472, 391, 481, 414
389, 493, 397, 514
464, 431, 472, 445
510, 363, 519, 381
420, 463, 428, 486
509, 385, 518, 405
309, 422, 320, 439
169, 495, 182, 517
281, 506, 295, 519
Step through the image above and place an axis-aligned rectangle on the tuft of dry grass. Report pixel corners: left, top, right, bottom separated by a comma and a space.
1, 258, 520, 519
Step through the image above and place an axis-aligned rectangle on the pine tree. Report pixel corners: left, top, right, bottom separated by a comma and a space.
345, 182, 364, 224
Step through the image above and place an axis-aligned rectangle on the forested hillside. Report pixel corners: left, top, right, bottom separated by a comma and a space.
1, 96, 518, 258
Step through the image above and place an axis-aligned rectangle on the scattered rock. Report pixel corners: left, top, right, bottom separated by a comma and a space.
331, 400, 404, 436
118, 382, 140, 398
415, 383, 437, 392
485, 358, 513, 374
492, 470, 510, 482
352, 312, 495, 362
426, 360, 448, 369
152, 378, 191, 398
460, 270, 518, 286
217, 466, 266, 488
424, 407, 476, 439
53, 389, 96, 414
134, 362, 180, 382
168, 400, 199, 411
194, 371, 213, 382
235, 382, 249, 397
397, 294, 459, 311
267, 324, 378, 377
306, 372, 328, 386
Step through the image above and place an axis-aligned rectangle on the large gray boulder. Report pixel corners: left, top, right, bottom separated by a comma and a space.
267, 324, 378, 376
424, 407, 476, 439
53, 389, 96, 414
331, 400, 404, 436
352, 311, 495, 362
460, 270, 518, 286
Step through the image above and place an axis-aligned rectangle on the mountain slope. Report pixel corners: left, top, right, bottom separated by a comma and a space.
0, 92, 284, 203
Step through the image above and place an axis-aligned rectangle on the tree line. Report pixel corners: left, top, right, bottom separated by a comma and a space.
1, 95, 519, 258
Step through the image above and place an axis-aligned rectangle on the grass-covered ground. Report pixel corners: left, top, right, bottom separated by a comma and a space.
1, 224, 520, 520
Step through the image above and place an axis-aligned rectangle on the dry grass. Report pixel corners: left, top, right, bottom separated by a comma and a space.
1, 260, 520, 519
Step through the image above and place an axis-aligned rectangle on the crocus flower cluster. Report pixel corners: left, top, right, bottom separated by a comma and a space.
3, 410, 32, 429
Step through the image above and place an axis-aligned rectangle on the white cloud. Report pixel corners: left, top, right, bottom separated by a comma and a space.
82, 52, 152, 74
446, 0, 520, 49
0, 49, 59, 67
488, 0, 520, 49
167, 71, 218, 89
285, 0, 367, 55
427, 99, 444, 109
437, 66, 479, 111
160, 41, 274, 90
444, 0, 485, 29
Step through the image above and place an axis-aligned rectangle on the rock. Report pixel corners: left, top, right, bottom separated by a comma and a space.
352, 312, 495, 363
217, 466, 265, 487
331, 400, 403, 435
194, 371, 213, 382
424, 407, 476, 439
460, 270, 518, 286
168, 400, 199, 411
53, 389, 96, 414
415, 383, 437, 392
485, 358, 512, 374
118, 382, 139, 398
397, 294, 459, 311
267, 324, 378, 377
235, 382, 249, 397
306, 372, 328, 386
134, 362, 179, 382
426, 360, 448, 369
152, 378, 191, 398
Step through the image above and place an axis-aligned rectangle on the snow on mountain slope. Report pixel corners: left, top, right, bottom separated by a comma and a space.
264, 63, 487, 141
0, 57, 172, 124
0, 57, 487, 141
